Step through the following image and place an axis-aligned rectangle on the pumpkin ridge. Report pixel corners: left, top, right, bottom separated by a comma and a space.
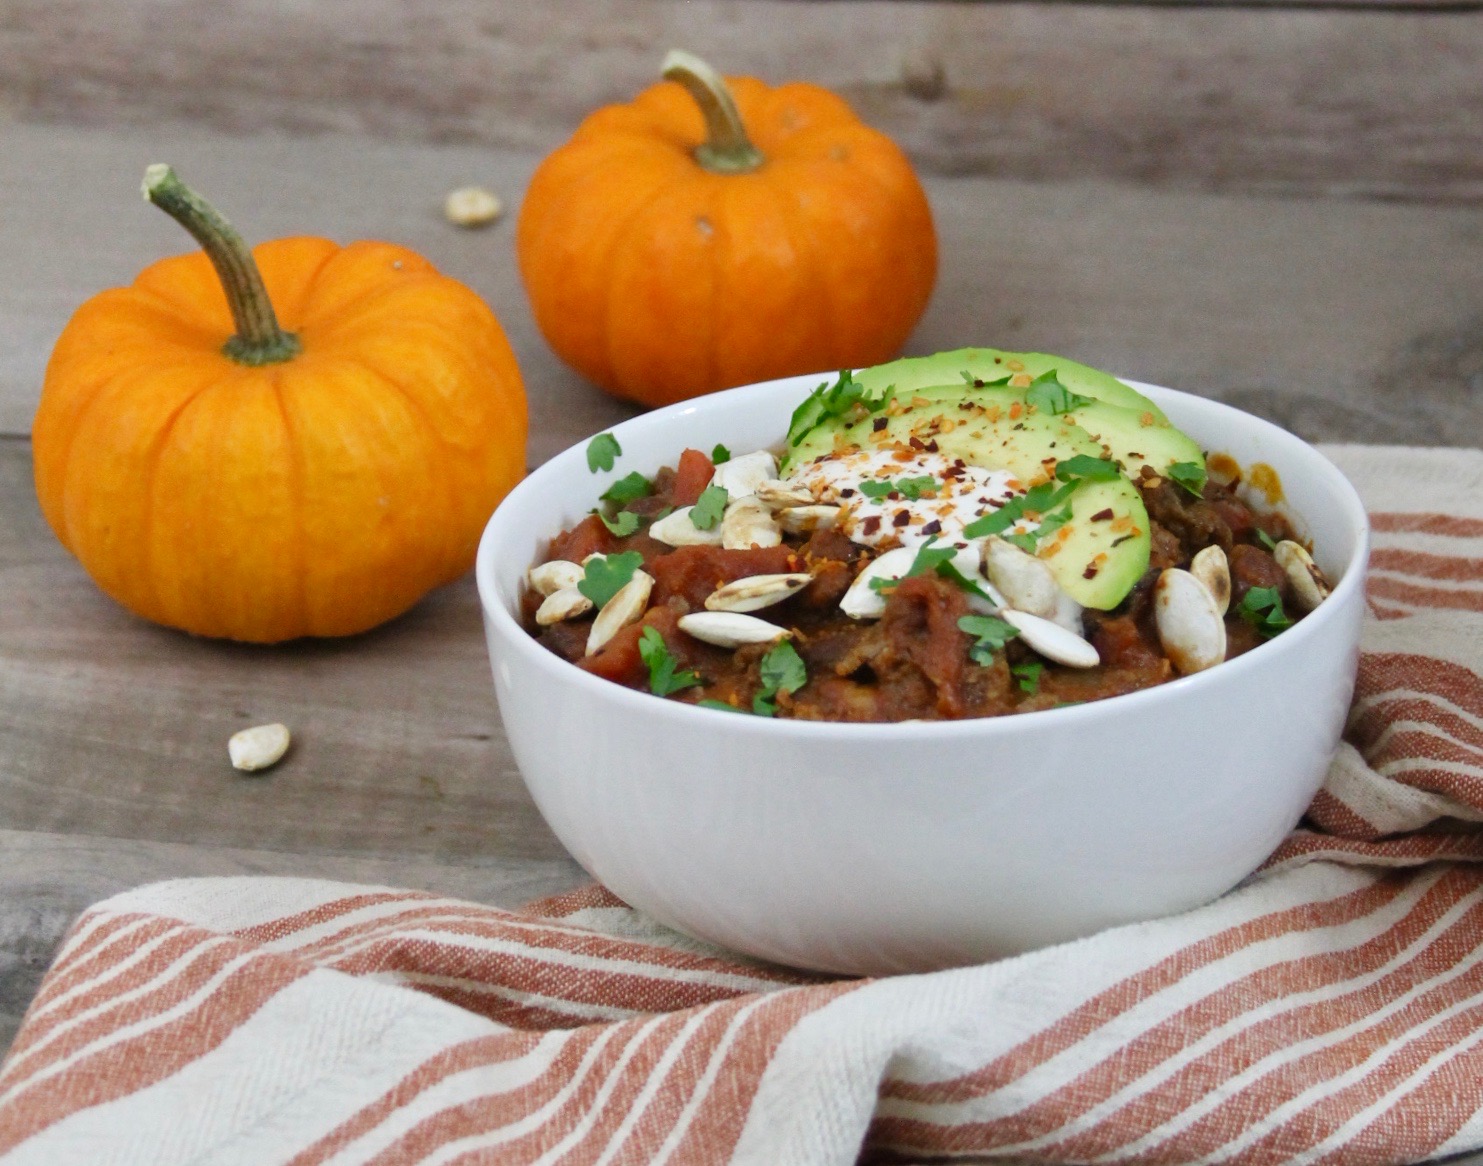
36, 362, 139, 552
135, 367, 244, 628
112, 283, 233, 348
297, 267, 451, 336
764, 173, 839, 368
269, 369, 311, 639
334, 353, 462, 583
269, 237, 342, 332
594, 181, 691, 398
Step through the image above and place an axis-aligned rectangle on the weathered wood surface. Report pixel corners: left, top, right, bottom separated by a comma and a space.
3, 1, 1481, 203
2, 119, 1483, 1082
3, 121, 1481, 444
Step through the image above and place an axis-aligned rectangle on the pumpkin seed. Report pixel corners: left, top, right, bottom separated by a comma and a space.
1154, 568, 1227, 675
704, 572, 812, 613
755, 479, 815, 510
678, 611, 792, 648
649, 506, 724, 547
710, 450, 778, 501
1189, 545, 1231, 615
443, 186, 503, 228
1001, 610, 1100, 669
982, 537, 1059, 617
721, 497, 782, 549
586, 570, 653, 655
527, 559, 585, 596
1274, 540, 1330, 612
536, 587, 595, 625
839, 546, 918, 620
778, 505, 841, 535
229, 723, 291, 773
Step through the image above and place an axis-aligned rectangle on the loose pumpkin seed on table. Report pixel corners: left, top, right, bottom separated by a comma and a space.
30, 165, 526, 643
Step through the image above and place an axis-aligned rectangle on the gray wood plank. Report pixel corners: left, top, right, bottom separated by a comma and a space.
2, 0, 1479, 202
0, 829, 586, 1057
3, 121, 1480, 445
0, 435, 582, 865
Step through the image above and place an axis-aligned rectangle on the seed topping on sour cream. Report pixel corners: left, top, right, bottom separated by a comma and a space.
785, 447, 1039, 550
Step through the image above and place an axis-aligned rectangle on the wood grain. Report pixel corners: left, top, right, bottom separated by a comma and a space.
2, 0, 1480, 201
3, 121, 1480, 444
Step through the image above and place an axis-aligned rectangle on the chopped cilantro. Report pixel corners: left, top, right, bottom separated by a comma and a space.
753, 640, 807, 716
577, 551, 644, 608
1055, 454, 1122, 483
1002, 532, 1040, 554
601, 471, 652, 505
960, 371, 1013, 388
1167, 460, 1208, 499
784, 370, 892, 451
697, 699, 745, 713
870, 538, 992, 604
689, 485, 729, 531
638, 627, 702, 696
859, 474, 938, 502
1237, 586, 1293, 639
1024, 370, 1093, 415
1012, 661, 1043, 694
1255, 528, 1279, 552
963, 479, 1078, 542
958, 614, 1020, 665
596, 510, 640, 537
586, 433, 621, 473
711, 444, 731, 465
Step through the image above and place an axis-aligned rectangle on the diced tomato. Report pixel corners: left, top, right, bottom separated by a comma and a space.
671, 449, 716, 507
548, 514, 616, 564
650, 545, 797, 609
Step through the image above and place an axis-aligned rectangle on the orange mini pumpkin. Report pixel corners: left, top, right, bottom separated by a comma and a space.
517, 51, 937, 408
32, 165, 527, 643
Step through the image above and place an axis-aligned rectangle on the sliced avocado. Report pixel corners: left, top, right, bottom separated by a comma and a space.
787, 384, 1151, 609
850, 347, 1166, 421
1057, 398, 1202, 483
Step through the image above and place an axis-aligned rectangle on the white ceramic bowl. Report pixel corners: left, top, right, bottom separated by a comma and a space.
476, 374, 1369, 976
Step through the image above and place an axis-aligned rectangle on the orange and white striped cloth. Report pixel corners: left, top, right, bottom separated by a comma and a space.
2, 444, 1480, 1166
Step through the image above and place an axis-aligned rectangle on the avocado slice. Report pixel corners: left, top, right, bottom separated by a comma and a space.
1056, 398, 1202, 483
849, 347, 1167, 421
787, 384, 1151, 609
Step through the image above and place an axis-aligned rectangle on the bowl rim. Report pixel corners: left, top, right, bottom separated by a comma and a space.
476, 372, 1371, 741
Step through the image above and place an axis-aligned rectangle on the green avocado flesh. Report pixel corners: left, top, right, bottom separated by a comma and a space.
850, 347, 1168, 422
787, 383, 1153, 610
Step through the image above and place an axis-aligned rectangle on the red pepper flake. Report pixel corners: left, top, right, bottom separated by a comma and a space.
908, 436, 927, 451
892, 510, 911, 527
921, 519, 942, 536
1090, 508, 1115, 521
925, 439, 940, 452
861, 515, 882, 536
1083, 564, 1099, 579
872, 416, 889, 432
1111, 534, 1134, 547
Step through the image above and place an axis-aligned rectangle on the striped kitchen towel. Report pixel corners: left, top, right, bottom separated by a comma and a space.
1, 444, 1480, 1166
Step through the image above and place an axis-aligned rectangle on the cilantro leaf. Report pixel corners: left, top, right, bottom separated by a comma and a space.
858, 474, 938, 502
577, 551, 644, 608
697, 699, 745, 713
1167, 460, 1208, 499
601, 471, 652, 505
1255, 528, 1279, 552
1055, 454, 1122, 483
586, 433, 621, 473
1012, 661, 1043, 694
1237, 586, 1292, 639
963, 480, 1078, 541
1001, 532, 1041, 554
711, 444, 731, 465
753, 640, 807, 716
638, 627, 702, 696
689, 485, 729, 531
596, 510, 640, 537
1024, 370, 1093, 416
868, 538, 994, 604
958, 614, 1020, 665
784, 370, 892, 450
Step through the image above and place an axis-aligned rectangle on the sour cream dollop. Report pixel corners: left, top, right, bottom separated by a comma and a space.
785, 447, 1038, 551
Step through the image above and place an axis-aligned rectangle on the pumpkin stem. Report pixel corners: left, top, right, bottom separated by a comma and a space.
141, 164, 302, 366
661, 50, 764, 175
